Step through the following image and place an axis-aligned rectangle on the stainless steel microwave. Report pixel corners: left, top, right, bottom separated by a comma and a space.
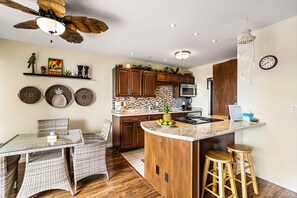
180, 84, 197, 97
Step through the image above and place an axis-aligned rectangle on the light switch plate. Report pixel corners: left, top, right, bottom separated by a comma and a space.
292, 105, 297, 113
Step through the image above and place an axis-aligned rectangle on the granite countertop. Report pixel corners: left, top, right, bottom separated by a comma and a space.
112, 107, 202, 117
140, 116, 266, 141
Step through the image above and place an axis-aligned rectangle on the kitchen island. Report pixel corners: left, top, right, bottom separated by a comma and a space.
141, 117, 265, 198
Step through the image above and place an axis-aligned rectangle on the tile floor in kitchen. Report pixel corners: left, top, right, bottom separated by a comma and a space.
121, 148, 144, 177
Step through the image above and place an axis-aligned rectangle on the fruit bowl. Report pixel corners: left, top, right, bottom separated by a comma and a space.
155, 119, 176, 127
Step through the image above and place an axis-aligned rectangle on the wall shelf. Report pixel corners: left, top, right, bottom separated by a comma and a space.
23, 73, 91, 80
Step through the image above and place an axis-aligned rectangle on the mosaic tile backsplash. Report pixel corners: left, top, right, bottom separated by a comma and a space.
113, 85, 183, 111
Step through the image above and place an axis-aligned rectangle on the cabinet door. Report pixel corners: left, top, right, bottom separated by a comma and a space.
156, 73, 168, 82
171, 113, 187, 119
116, 68, 130, 96
135, 122, 144, 146
179, 75, 187, 84
129, 69, 143, 96
121, 123, 135, 149
169, 74, 179, 84
187, 76, 195, 84
143, 71, 156, 97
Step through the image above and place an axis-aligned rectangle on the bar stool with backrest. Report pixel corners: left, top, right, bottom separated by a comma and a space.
201, 150, 238, 198
227, 144, 259, 198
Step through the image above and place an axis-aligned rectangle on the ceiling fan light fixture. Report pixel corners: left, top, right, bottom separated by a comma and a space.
175, 50, 191, 60
36, 17, 65, 36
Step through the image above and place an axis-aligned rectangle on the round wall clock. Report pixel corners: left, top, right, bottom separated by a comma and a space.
259, 55, 278, 70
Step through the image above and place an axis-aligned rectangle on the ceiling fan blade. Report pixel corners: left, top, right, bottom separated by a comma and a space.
37, 0, 65, 18
14, 20, 38, 29
64, 15, 109, 34
0, 0, 39, 16
60, 27, 83, 44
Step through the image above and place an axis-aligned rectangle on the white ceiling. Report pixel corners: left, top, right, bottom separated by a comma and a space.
0, 0, 296, 68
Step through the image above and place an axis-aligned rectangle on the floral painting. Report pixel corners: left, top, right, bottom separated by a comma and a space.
48, 58, 63, 75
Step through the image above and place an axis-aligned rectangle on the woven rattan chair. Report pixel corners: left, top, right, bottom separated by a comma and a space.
72, 119, 112, 190
16, 118, 74, 197
37, 118, 69, 136
0, 147, 20, 198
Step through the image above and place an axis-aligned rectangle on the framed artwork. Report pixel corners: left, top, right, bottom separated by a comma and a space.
229, 105, 243, 121
48, 58, 63, 75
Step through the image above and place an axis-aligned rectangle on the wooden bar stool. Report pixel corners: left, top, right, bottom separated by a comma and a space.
227, 144, 259, 198
201, 150, 238, 198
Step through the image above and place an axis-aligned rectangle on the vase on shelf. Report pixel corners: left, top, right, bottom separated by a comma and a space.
77, 65, 83, 78
84, 66, 89, 78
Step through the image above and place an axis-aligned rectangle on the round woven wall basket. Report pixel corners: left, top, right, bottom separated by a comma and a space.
75, 88, 95, 106
18, 86, 42, 104
45, 84, 73, 108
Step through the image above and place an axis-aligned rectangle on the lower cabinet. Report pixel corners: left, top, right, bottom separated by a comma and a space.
113, 115, 147, 151
112, 113, 188, 151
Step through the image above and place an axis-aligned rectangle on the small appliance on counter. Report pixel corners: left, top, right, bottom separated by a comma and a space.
114, 101, 126, 113
182, 97, 193, 110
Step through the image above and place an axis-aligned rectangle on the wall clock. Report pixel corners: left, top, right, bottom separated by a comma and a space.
259, 55, 278, 70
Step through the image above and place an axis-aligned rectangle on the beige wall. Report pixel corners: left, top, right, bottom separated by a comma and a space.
190, 16, 297, 192
0, 38, 173, 144
238, 16, 297, 192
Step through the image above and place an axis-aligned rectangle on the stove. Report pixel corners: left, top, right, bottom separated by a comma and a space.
174, 116, 224, 125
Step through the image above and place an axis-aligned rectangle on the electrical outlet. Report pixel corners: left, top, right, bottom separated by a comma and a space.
155, 102, 159, 107
165, 172, 169, 183
156, 165, 159, 175
292, 105, 297, 113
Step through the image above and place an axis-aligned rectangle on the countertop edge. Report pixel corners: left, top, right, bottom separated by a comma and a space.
112, 108, 202, 117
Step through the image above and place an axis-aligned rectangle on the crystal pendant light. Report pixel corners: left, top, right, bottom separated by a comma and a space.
237, 18, 256, 86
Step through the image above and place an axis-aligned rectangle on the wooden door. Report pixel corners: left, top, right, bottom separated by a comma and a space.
212, 59, 237, 116
129, 69, 143, 96
121, 123, 135, 149
115, 68, 129, 96
135, 122, 144, 146
143, 71, 156, 97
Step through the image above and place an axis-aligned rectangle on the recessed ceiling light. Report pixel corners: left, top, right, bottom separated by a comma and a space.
164, 59, 167, 62
169, 24, 176, 28
193, 33, 199, 36
212, 39, 217, 43
130, 52, 134, 55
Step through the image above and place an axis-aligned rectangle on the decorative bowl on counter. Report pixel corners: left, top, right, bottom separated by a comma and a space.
156, 119, 176, 127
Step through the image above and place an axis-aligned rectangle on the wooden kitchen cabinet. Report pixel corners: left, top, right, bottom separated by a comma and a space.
171, 113, 187, 119
156, 73, 179, 84
148, 114, 162, 121
179, 75, 195, 84
113, 115, 148, 151
143, 71, 156, 97
113, 68, 143, 97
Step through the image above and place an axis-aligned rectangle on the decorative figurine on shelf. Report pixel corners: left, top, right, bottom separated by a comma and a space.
27, 53, 36, 73
41, 66, 46, 74
77, 65, 83, 78
84, 65, 89, 78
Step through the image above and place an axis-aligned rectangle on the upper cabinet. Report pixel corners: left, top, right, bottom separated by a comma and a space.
143, 71, 156, 97
113, 67, 195, 97
179, 75, 195, 84
156, 73, 179, 84
113, 68, 143, 97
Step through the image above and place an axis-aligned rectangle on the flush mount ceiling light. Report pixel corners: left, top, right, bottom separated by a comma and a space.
36, 17, 65, 35
212, 39, 217, 43
169, 23, 176, 28
175, 50, 191, 60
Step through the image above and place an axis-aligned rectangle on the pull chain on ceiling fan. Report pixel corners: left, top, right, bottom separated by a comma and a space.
0, 0, 109, 43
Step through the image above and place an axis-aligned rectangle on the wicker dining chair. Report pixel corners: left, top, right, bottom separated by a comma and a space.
0, 144, 20, 198
16, 118, 74, 197
72, 119, 112, 190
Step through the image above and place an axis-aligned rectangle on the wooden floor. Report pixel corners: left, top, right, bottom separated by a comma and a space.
9, 148, 297, 198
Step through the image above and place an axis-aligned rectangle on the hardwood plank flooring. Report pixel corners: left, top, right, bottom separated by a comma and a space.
9, 148, 297, 198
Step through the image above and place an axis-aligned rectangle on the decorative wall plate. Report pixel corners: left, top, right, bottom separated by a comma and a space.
75, 88, 95, 106
45, 85, 73, 108
18, 86, 42, 104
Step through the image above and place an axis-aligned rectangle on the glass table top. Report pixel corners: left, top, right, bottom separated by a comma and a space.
0, 129, 84, 156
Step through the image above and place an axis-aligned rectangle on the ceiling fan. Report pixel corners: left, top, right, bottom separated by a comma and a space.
0, 0, 109, 43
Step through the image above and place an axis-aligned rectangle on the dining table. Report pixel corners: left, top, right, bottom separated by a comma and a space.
0, 129, 84, 197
